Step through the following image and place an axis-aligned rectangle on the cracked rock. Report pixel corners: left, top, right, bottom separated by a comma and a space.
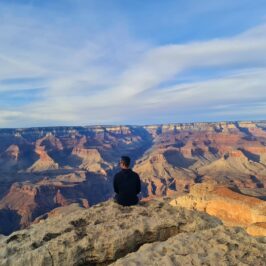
0, 199, 220, 266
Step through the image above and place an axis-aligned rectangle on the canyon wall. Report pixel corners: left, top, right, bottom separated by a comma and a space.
0, 121, 266, 235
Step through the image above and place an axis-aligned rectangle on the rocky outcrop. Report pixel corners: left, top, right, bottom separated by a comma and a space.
0, 143, 36, 172
1, 199, 265, 266
198, 150, 266, 175
197, 150, 266, 188
111, 225, 266, 266
134, 149, 196, 198
71, 147, 112, 175
36, 134, 64, 151
0, 199, 223, 266
0, 177, 91, 234
170, 183, 266, 236
27, 146, 59, 172
0, 182, 58, 232
33, 203, 85, 224
0, 145, 20, 171
4, 145, 19, 161
247, 222, 266, 236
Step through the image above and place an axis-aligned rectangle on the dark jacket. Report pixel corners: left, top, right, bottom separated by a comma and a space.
113, 169, 141, 206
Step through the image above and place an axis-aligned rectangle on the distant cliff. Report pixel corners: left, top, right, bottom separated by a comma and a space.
0, 121, 266, 235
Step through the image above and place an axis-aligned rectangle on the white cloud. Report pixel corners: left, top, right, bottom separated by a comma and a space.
0, 3, 266, 128
144, 68, 266, 108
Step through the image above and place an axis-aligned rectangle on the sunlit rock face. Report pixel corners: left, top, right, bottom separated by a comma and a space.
71, 147, 112, 175
0, 121, 266, 235
247, 222, 266, 236
138, 121, 266, 199
170, 183, 266, 236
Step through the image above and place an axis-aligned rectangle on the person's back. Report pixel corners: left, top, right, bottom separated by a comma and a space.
113, 156, 141, 206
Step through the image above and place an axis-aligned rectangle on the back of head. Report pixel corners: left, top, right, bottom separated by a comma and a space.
121, 156, 131, 168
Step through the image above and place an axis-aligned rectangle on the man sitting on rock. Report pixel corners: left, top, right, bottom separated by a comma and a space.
113, 156, 141, 206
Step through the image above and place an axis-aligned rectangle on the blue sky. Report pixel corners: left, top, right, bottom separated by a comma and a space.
0, 0, 266, 127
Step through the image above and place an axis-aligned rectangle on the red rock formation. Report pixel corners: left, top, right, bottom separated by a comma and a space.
54, 189, 69, 206
5, 145, 20, 161
0, 121, 266, 236
247, 222, 266, 236
134, 149, 196, 198
36, 134, 64, 151
27, 145, 59, 172
71, 147, 112, 175
248, 127, 266, 138
0, 178, 92, 234
170, 183, 266, 236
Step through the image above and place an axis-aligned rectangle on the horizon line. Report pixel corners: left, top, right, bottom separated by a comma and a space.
0, 119, 265, 131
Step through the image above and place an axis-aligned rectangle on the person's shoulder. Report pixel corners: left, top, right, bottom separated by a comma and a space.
131, 170, 140, 177
114, 171, 123, 178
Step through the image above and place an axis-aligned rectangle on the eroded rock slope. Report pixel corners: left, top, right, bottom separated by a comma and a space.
1, 121, 266, 235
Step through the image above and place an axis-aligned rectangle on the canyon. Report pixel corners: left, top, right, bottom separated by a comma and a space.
0, 121, 266, 236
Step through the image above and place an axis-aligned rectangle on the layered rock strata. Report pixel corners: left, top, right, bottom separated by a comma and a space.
1, 121, 266, 236
170, 183, 266, 236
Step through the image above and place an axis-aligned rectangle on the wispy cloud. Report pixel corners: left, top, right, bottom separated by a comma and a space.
0, 1, 266, 127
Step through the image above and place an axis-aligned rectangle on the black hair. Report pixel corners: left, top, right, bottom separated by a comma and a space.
121, 156, 131, 167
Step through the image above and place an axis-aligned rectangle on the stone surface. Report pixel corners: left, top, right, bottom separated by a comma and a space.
134, 149, 196, 197
0, 199, 221, 266
247, 222, 266, 237
27, 145, 59, 172
170, 183, 266, 236
71, 147, 112, 175
111, 225, 266, 266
